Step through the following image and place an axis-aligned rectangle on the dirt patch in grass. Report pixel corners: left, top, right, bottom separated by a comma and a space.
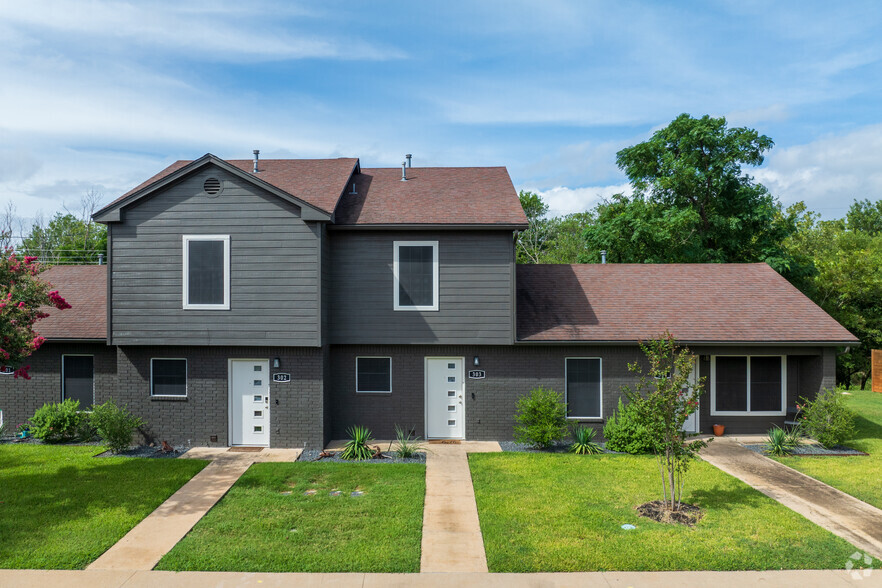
636, 500, 703, 527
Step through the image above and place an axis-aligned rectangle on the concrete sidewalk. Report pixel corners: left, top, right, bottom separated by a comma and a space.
0, 569, 874, 587
420, 441, 501, 573
700, 438, 882, 560
87, 447, 301, 571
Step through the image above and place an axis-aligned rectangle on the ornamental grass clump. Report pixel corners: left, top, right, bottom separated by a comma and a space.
765, 425, 804, 456
513, 386, 568, 449
393, 425, 424, 458
568, 424, 603, 455
341, 425, 375, 461
90, 399, 146, 454
799, 388, 857, 448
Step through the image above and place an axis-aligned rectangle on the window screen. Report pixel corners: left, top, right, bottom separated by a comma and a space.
397, 245, 434, 307
750, 356, 783, 412
356, 357, 391, 393
187, 240, 225, 305
715, 356, 748, 411
151, 359, 187, 396
63, 356, 94, 407
566, 358, 601, 418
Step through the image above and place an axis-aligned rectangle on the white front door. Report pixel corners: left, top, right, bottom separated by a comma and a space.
426, 357, 465, 439
682, 358, 700, 434
230, 359, 270, 446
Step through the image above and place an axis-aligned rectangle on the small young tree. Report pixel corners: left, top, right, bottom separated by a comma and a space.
622, 332, 707, 511
0, 249, 71, 379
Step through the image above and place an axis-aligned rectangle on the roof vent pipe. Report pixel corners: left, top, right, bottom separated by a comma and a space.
401, 161, 408, 181
405, 154, 412, 168
601, 250, 607, 264
252, 149, 260, 173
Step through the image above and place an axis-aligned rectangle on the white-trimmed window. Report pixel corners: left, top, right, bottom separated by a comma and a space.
62, 355, 94, 407
356, 357, 392, 394
393, 241, 438, 311
710, 355, 786, 416
151, 359, 188, 397
183, 235, 230, 310
565, 357, 602, 419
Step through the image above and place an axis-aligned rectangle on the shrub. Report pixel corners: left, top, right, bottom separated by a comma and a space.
765, 425, 803, 456
513, 387, 568, 449
569, 424, 603, 455
90, 399, 145, 454
393, 425, 423, 458
799, 388, 856, 448
602, 397, 657, 454
29, 399, 89, 443
341, 425, 375, 460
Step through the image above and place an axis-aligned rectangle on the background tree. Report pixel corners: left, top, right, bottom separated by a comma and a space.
0, 250, 71, 378
516, 191, 593, 264
583, 114, 805, 276
20, 192, 107, 264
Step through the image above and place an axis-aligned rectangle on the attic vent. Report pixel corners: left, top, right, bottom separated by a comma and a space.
203, 177, 222, 196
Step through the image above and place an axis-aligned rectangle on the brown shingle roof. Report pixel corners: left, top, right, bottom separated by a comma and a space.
36, 266, 106, 340
333, 167, 528, 226
516, 263, 858, 344
110, 157, 360, 214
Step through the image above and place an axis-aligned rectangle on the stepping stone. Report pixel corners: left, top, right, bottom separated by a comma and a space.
329, 490, 342, 496
303, 489, 317, 496
280, 491, 292, 496
351, 491, 365, 497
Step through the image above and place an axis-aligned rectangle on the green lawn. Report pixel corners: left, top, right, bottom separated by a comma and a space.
156, 462, 426, 573
776, 388, 882, 509
0, 444, 207, 569
470, 452, 871, 572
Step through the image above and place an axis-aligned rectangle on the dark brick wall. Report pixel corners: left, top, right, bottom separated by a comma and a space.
115, 346, 324, 448
0, 342, 117, 435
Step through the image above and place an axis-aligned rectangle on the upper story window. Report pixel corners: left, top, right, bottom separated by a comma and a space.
183, 235, 230, 310
393, 241, 438, 311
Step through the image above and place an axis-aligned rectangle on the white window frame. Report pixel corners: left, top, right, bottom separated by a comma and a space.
565, 357, 603, 420
355, 356, 392, 394
61, 354, 95, 406
710, 355, 787, 416
183, 235, 230, 310
393, 241, 439, 311
150, 358, 188, 398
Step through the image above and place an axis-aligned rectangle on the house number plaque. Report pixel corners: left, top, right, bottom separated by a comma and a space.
468, 370, 485, 379
0, 366, 13, 375
272, 373, 291, 383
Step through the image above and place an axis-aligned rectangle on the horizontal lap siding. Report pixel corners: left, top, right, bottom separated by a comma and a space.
329, 231, 514, 344
110, 168, 320, 346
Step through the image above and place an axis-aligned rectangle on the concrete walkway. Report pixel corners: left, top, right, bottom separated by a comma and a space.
0, 569, 874, 587
420, 441, 501, 573
700, 438, 882, 560
87, 447, 301, 571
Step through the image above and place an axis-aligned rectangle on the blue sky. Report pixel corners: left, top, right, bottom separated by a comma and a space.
2, 0, 881, 224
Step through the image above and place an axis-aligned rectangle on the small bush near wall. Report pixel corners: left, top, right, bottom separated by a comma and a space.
513, 387, 568, 449
90, 399, 146, 454
799, 388, 857, 448
29, 399, 89, 443
602, 398, 656, 454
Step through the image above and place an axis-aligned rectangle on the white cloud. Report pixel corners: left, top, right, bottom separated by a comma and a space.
755, 123, 882, 218
525, 183, 632, 217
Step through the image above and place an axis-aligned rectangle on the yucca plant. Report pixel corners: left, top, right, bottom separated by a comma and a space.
341, 425, 375, 461
765, 425, 803, 456
393, 425, 424, 458
569, 424, 603, 455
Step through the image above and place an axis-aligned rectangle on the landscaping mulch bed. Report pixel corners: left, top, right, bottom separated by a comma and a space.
499, 440, 624, 454
744, 443, 868, 457
94, 445, 191, 459
636, 500, 704, 527
298, 448, 426, 464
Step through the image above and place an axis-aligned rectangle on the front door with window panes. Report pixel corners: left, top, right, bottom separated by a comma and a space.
230, 359, 270, 446
426, 358, 464, 439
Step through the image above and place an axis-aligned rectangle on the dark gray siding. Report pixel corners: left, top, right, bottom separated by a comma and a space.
329, 344, 837, 440
114, 346, 324, 448
110, 166, 320, 346
329, 231, 515, 344
0, 342, 117, 434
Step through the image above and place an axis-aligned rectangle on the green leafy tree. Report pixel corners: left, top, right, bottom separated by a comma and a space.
517, 191, 594, 264
0, 250, 71, 378
621, 333, 707, 511
583, 114, 805, 276
21, 212, 107, 265
846, 199, 882, 236
516, 191, 553, 264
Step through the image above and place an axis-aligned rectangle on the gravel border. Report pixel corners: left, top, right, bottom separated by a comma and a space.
298, 448, 426, 464
744, 443, 868, 457
94, 445, 191, 459
499, 440, 624, 454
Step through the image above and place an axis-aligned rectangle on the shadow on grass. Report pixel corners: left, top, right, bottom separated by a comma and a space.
853, 414, 882, 443
689, 484, 767, 511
